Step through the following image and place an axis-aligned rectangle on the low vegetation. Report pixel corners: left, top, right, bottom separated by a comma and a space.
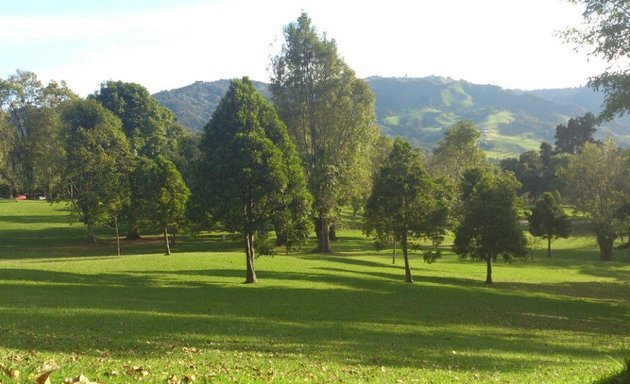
1, 201, 629, 383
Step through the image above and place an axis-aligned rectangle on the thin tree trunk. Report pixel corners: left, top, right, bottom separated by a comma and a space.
164, 227, 171, 255
485, 254, 493, 284
402, 233, 413, 283
244, 232, 257, 283
597, 231, 615, 261
392, 240, 396, 264
547, 237, 551, 258
114, 216, 121, 256
314, 216, 332, 253
170, 227, 177, 246
87, 223, 97, 244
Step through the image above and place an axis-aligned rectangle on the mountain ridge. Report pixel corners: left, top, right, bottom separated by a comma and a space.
153, 76, 630, 157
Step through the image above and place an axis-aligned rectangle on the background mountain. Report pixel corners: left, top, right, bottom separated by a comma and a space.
153, 77, 630, 158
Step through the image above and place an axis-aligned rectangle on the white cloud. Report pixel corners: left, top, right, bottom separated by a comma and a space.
1, 0, 610, 95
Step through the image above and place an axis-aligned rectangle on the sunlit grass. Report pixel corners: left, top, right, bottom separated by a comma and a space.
0, 201, 629, 383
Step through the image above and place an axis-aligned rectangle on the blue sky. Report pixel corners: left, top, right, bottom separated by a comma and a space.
0, 0, 607, 96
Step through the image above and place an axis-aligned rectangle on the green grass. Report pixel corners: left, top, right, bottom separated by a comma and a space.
1, 201, 629, 383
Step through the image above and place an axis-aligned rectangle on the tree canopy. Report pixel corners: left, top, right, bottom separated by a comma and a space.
270, 12, 379, 253
564, 0, 630, 119
563, 139, 630, 260
364, 138, 447, 283
528, 192, 571, 258
62, 99, 134, 243
196, 77, 311, 283
454, 171, 527, 284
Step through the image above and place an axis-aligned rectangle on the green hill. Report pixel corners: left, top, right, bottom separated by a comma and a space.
153, 77, 630, 158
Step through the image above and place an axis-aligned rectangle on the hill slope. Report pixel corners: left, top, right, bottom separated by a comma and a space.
153, 77, 630, 157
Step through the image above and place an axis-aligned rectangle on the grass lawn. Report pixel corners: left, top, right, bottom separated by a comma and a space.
0, 200, 629, 383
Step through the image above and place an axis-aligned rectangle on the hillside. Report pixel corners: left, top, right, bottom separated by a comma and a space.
153, 79, 270, 131
153, 77, 630, 157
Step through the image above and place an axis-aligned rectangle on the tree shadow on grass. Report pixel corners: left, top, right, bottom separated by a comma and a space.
1, 267, 628, 371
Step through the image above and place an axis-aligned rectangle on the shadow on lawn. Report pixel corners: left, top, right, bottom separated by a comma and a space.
1, 264, 629, 374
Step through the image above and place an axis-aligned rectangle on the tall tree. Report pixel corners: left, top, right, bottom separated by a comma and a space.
454, 171, 527, 284
554, 112, 598, 154
196, 78, 311, 283
528, 192, 571, 257
93, 81, 176, 239
364, 138, 448, 283
62, 99, 133, 243
270, 13, 379, 253
563, 0, 630, 120
563, 139, 630, 260
0, 71, 76, 197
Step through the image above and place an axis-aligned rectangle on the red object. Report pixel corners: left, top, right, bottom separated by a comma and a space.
15, 194, 27, 200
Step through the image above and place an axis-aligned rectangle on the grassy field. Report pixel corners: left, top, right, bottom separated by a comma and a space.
0, 200, 629, 383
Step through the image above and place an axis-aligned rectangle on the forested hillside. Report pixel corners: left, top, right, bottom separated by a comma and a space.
153, 77, 630, 157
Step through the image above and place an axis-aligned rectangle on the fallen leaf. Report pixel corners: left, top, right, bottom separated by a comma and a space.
167, 374, 178, 384
182, 374, 196, 383
35, 373, 51, 384
9, 368, 20, 379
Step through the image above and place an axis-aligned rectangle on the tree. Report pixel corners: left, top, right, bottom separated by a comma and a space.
528, 192, 571, 257
62, 99, 133, 243
93, 81, 176, 239
563, 0, 630, 120
431, 120, 487, 182
196, 78, 311, 283
270, 13, 379, 253
454, 171, 527, 284
0, 71, 76, 197
554, 112, 598, 154
135, 156, 191, 255
364, 138, 447, 283
563, 139, 630, 260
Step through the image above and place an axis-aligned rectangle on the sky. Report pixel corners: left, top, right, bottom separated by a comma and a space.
0, 0, 608, 96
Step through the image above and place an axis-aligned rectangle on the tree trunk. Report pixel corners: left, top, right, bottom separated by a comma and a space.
596, 231, 615, 261
392, 240, 396, 264
485, 254, 493, 284
125, 202, 142, 240
164, 227, 171, 255
328, 224, 337, 241
314, 216, 332, 253
547, 237, 552, 258
47, 181, 53, 201
244, 232, 257, 283
275, 231, 287, 246
87, 223, 97, 244
125, 221, 142, 240
170, 227, 177, 246
402, 233, 413, 283
114, 217, 121, 256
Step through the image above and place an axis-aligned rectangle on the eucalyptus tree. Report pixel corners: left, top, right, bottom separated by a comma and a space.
431, 120, 487, 183
271, 13, 379, 253
62, 99, 133, 244
563, 139, 630, 261
196, 78, 311, 283
364, 138, 448, 283
0, 70, 76, 197
454, 171, 527, 284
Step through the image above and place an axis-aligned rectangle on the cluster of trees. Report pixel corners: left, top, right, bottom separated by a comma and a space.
0, 72, 199, 255
1, 7, 629, 284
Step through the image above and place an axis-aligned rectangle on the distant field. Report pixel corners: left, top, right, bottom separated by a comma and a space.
0, 201, 629, 383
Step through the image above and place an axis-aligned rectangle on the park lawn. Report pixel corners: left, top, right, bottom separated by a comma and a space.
0, 201, 629, 383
